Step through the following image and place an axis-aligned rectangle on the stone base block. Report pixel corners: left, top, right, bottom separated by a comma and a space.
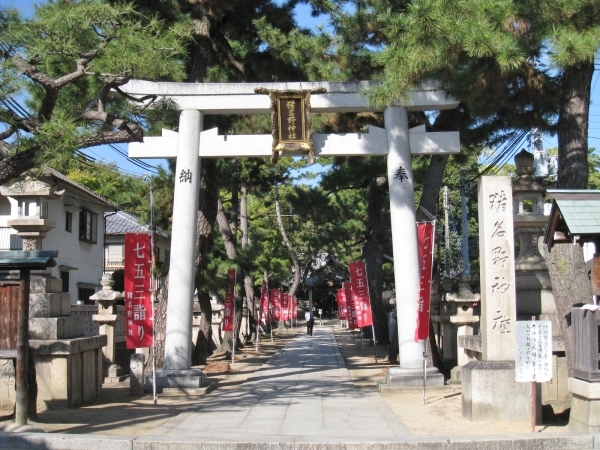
568, 377, 600, 433
161, 382, 217, 396
29, 316, 83, 340
30, 293, 71, 318
145, 369, 207, 393
377, 366, 444, 392
462, 360, 534, 421
30, 276, 63, 294
449, 365, 462, 384
0, 359, 15, 409
29, 335, 106, 410
104, 375, 129, 383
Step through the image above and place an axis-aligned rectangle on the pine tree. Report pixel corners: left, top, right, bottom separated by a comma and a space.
0, 0, 192, 184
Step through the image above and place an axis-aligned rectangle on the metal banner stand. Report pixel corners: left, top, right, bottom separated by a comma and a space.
371, 324, 378, 363
255, 309, 260, 352
147, 176, 158, 406
270, 308, 274, 343
422, 347, 428, 404
231, 270, 237, 366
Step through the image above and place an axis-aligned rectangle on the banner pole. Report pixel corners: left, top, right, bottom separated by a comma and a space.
148, 178, 158, 406
231, 269, 236, 366
270, 307, 273, 343
372, 324, 378, 363
422, 346, 427, 404
255, 307, 260, 353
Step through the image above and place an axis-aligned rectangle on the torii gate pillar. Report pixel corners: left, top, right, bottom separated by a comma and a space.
154, 110, 207, 390
382, 107, 444, 387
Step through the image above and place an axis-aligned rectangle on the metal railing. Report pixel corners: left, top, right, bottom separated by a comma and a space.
104, 256, 125, 271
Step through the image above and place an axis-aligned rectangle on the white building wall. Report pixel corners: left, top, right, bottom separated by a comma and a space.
0, 192, 109, 303
42, 195, 106, 302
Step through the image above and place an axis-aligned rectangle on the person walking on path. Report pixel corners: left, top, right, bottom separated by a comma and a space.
305, 309, 314, 336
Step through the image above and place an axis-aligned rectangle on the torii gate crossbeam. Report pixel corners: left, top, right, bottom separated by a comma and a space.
120, 80, 459, 390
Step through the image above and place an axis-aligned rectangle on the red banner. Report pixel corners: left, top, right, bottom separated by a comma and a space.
260, 279, 270, 325
125, 233, 153, 349
222, 269, 236, 332
337, 288, 348, 320
270, 289, 281, 321
292, 296, 297, 320
344, 282, 358, 330
282, 293, 290, 321
349, 260, 373, 327
415, 222, 435, 341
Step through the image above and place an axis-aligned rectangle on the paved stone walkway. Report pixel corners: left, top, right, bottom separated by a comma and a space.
146, 326, 409, 443
0, 325, 593, 449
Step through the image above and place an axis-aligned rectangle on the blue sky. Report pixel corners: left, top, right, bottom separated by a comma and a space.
3, 0, 600, 173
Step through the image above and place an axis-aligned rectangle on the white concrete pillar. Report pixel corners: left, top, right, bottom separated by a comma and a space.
164, 109, 203, 370
385, 107, 423, 369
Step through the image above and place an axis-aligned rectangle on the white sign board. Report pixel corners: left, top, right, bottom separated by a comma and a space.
515, 321, 552, 382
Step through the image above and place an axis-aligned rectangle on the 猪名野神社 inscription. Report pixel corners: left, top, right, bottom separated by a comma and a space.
477, 177, 517, 361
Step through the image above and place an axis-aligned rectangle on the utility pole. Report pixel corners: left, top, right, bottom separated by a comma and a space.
460, 170, 470, 282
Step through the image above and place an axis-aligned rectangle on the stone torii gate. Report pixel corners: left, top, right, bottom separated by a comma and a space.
120, 80, 460, 389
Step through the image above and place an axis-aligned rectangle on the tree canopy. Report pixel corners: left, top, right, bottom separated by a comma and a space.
0, 0, 192, 184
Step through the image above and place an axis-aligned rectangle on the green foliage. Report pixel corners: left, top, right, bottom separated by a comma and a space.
0, 0, 192, 180
587, 148, 600, 189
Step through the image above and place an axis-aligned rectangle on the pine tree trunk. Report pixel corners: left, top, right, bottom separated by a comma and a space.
192, 293, 214, 365
546, 243, 591, 373
275, 187, 301, 297
192, 160, 219, 365
154, 275, 168, 369
546, 61, 594, 374
240, 180, 255, 338
362, 175, 390, 345
556, 62, 593, 190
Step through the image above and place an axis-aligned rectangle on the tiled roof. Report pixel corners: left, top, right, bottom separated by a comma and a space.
105, 210, 169, 238
105, 211, 147, 234
554, 199, 600, 235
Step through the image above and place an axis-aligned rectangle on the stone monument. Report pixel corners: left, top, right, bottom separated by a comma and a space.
462, 176, 533, 421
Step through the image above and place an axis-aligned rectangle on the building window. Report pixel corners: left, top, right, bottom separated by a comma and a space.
60, 271, 69, 293
78, 285, 97, 305
105, 244, 124, 270
79, 209, 98, 243
65, 211, 72, 232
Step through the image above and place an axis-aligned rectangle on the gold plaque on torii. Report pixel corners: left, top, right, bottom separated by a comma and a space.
255, 87, 326, 164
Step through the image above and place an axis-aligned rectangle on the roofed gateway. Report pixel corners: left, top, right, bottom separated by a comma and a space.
118, 80, 460, 390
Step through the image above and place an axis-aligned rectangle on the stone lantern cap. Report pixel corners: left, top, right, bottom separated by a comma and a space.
91, 273, 124, 315
0, 177, 65, 199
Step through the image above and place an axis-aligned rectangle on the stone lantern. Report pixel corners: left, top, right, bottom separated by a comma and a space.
0, 177, 64, 251
91, 273, 125, 379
